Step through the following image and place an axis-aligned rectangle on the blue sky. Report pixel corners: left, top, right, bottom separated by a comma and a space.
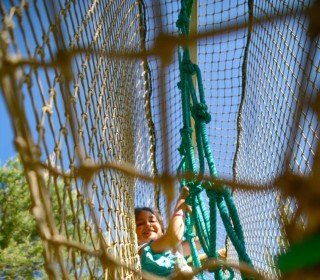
0, 93, 16, 165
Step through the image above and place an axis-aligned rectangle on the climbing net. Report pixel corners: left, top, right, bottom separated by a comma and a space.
1, 1, 155, 278
1, 0, 320, 279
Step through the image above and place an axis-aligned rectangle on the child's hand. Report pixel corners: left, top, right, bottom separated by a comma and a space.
179, 186, 189, 200
176, 186, 192, 213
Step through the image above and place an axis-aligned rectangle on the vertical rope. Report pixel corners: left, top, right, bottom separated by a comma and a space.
177, 0, 253, 278
232, 0, 254, 181
137, 0, 161, 211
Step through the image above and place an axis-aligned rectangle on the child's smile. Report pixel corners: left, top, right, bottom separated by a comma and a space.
136, 210, 163, 244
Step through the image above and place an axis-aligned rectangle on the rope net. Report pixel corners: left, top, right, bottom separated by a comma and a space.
1, 0, 155, 278
1, 0, 319, 279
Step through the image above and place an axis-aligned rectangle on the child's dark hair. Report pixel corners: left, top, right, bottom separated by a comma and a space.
134, 207, 165, 233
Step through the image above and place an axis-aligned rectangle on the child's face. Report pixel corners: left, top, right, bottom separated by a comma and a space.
135, 210, 163, 244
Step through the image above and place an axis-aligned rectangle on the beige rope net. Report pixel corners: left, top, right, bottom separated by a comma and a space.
1, 0, 320, 279
1, 0, 156, 278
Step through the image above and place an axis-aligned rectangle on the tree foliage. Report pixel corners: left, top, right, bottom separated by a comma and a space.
0, 157, 45, 278
0, 156, 102, 278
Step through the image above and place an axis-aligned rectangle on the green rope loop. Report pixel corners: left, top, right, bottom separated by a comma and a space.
181, 58, 197, 75
194, 123, 205, 174
223, 190, 245, 243
176, 15, 188, 29
176, 0, 253, 278
206, 188, 221, 200
180, 127, 193, 137
188, 182, 203, 197
178, 144, 185, 156
191, 103, 211, 124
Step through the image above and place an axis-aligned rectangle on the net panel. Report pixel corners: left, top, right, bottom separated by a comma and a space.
198, 0, 248, 179
141, 1, 183, 224
197, 0, 250, 252
143, 2, 233, 245
228, 0, 320, 279
0, 0, 156, 278
1, 0, 320, 279
141, 0, 319, 279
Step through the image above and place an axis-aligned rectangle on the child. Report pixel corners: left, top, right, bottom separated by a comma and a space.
135, 186, 195, 278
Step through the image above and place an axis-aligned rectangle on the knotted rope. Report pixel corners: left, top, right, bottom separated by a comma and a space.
176, 1, 253, 279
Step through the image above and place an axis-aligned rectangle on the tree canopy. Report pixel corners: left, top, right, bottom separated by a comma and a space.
0, 156, 104, 279
0, 157, 45, 278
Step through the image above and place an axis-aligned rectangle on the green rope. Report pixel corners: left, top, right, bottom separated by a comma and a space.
176, 1, 254, 279
185, 214, 202, 268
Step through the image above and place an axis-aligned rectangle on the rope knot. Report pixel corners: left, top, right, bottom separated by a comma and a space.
204, 182, 221, 200
184, 230, 195, 240
191, 102, 211, 123
206, 189, 217, 200
177, 144, 185, 155
205, 182, 224, 200
176, 14, 189, 29
180, 127, 193, 137
188, 182, 203, 197
181, 59, 196, 75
